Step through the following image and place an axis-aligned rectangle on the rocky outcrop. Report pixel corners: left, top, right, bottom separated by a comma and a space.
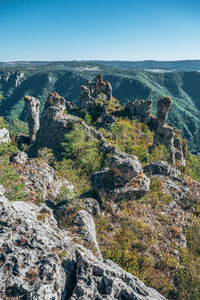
92, 152, 150, 202
72, 210, 102, 260
144, 161, 181, 178
125, 99, 154, 124
14, 160, 74, 202
0, 127, 10, 143
24, 95, 40, 143
80, 74, 112, 111
153, 97, 187, 166
125, 97, 187, 165
28, 91, 113, 157
11, 150, 28, 164
71, 250, 166, 300
0, 191, 166, 299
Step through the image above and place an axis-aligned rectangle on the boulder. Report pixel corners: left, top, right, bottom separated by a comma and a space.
92, 152, 150, 202
11, 150, 28, 164
144, 161, 181, 178
0, 127, 10, 143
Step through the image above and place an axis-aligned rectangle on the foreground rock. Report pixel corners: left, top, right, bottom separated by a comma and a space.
92, 152, 150, 202
72, 210, 102, 260
0, 191, 166, 299
0, 127, 10, 143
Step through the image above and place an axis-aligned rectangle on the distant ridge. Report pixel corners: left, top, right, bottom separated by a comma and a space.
1, 60, 200, 71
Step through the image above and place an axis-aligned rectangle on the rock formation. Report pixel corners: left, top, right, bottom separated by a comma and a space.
28, 91, 111, 157
80, 74, 112, 111
0, 127, 10, 143
92, 151, 150, 202
11, 150, 28, 164
0, 188, 166, 299
125, 99, 154, 124
125, 97, 187, 165
144, 161, 181, 178
14, 160, 74, 202
153, 97, 187, 166
72, 209, 102, 260
24, 95, 40, 143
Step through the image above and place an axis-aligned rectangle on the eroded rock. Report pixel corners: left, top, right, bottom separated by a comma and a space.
92, 152, 150, 202
0, 127, 10, 143
144, 161, 181, 178
0, 192, 166, 300
14, 160, 74, 202
24, 95, 40, 143
72, 210, 102, 260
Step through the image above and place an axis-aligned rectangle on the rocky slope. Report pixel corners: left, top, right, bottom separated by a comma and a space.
0, 188, 166, 299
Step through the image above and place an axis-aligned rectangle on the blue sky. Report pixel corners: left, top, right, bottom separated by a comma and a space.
0, 0, 200, 61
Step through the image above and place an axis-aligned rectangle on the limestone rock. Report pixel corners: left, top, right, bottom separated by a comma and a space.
144, 161, 181, 178
28, 92, 111, 157
0, 185, 5, 196
125, 97, 187, 165
0, 127, 10, 143
70, 250, 166, 300
125, 99, 154, 123
0, 194, 166, 300
80, 74, 112, 111
14, 160, 74, 202
44, 91, 66, 119
11, 150, 28, 164
72, 210, 102, 260
152, 97, 187, 166
80, 198, 101, 216
24, 95, 40, 143
92, 152, 150, 202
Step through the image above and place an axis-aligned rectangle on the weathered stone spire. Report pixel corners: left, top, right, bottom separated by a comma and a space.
24, 95, 40, 143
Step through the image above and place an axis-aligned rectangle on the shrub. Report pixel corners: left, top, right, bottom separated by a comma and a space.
0, 142, 25, 201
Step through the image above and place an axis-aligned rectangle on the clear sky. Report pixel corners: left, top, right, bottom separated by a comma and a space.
0, 0, 200, 61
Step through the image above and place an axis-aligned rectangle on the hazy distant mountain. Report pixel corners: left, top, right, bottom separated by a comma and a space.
0, 61, 199, 153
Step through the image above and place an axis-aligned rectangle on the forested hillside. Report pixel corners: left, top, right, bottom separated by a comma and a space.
0, 61, 199, 152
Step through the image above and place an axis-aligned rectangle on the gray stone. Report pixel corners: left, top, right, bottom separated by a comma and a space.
144, 161, 181, 178
0, 194, 166, 300
0, 185, 5, 196
11, 150, 28, 164
72, 210, 102, 260
14, 160, 74, 201
0, 127, 10, 143
24, 95, 40, 143
81, 198, 101, 216
92, 152, 150, 202
70, 250, 166, 300
80, 74, 112, 111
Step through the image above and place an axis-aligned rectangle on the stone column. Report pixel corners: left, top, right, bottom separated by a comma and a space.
24, 96, 40, 143
157, 97, 172, 127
